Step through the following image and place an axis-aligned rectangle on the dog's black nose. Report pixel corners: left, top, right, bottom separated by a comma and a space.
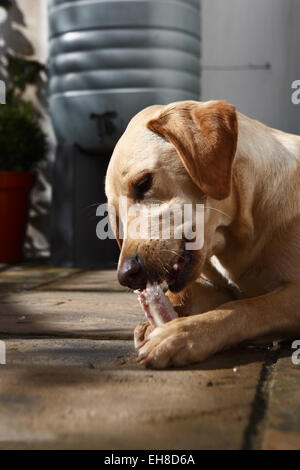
118, 255, 147, 290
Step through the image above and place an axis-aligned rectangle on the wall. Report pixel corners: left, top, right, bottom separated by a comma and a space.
201, 0, 300, 134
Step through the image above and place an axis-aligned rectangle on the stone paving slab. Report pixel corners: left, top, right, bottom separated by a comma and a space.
1, 264, 299, 450
262, 352, 300, 450
43, 269, 127, 292
0, 290, 144, 340
0, 338, 265, 450
0, 265, 81, 293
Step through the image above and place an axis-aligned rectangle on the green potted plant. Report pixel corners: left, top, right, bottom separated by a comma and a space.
0, 1, 48, 262
0, 100, 48, 262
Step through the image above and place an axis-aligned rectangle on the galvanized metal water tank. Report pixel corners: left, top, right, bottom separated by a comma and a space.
48, 0, 200, 151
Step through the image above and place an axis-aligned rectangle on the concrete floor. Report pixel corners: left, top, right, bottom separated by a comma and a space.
0, 262, 299, 450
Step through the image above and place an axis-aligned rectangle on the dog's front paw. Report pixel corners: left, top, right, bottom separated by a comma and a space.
134, 320, 154, 348
136, 316, 218, 369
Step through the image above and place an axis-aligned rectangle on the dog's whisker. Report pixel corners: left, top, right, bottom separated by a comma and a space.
149, 254, 172, 277
84, 202, 104, 210
205, 206, 231, 218
159, 249, 181, 257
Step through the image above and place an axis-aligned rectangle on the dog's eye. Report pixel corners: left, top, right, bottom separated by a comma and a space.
134, 173, 152, 199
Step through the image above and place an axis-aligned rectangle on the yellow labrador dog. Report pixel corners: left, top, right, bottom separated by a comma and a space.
105, 100, 300, 368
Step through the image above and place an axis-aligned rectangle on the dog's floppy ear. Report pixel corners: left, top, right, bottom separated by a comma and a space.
147, 100, 238, 200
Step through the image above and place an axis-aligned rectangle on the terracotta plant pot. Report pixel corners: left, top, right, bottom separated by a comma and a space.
0, 171, 36, 263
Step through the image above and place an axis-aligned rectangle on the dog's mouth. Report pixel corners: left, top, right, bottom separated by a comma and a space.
167, 251, 195, 293
134, 250, 197, 326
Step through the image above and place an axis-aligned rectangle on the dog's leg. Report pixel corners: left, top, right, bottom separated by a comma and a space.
134, 321, 154, 348
134, 277, 235, 348
168, 276, 237, 316
137, 281, 300, 368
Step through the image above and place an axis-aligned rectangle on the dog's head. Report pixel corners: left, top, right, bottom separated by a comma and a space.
105, 100, 238, 292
